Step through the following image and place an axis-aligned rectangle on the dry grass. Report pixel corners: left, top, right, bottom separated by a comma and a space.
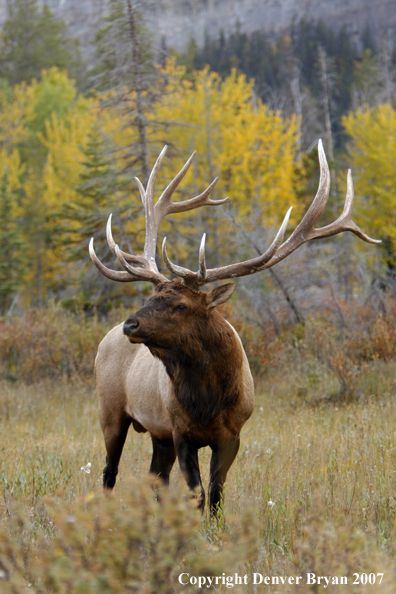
2, 354, 396, 591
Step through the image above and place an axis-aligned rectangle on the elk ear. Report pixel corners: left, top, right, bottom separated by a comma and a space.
206, 283, 236, 310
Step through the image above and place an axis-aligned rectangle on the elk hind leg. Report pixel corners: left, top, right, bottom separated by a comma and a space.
209, 436, 240, 516
102, 415, 132, 489
149, 436, 176, 486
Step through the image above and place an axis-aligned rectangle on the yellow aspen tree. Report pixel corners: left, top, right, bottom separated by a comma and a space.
151, 62, 299, 267
0, 148, 27, 313
0, 69, 97, 302
41, 110, 97, 209
342, 103, 396, 263
0, 84, 35, 148
154, 63, 299, 223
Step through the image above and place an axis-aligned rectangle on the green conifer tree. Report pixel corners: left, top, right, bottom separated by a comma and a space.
59, 127, 137, 311
0, 174, 27, 315
91, 0, 163, 186
0, 0, 83, 86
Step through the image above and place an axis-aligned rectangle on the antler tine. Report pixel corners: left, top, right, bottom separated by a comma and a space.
89, 238, 140, 282
160, 177, 228, 217
154, 150, 197, 217
106, 214, 147, 266
135, 176, 146, 207
145, 145, 168, 213
304, 169, 381, 244
162, 237, 197, 282
115, 245, 167, 284
198, 233, 207, 280
155, 151, 228, 222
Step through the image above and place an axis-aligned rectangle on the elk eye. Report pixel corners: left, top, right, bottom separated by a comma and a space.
175, 304, 187, 312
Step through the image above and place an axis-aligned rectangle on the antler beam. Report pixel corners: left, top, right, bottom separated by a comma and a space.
162, 140, 380, 288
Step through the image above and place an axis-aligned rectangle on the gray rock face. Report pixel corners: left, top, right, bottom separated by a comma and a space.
149, 0, 396, 51
1, 0, 395, 54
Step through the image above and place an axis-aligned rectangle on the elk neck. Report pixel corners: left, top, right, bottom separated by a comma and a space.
148, 310, 244, 425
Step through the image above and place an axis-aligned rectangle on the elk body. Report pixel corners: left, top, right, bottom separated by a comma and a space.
90, 142, 379, 514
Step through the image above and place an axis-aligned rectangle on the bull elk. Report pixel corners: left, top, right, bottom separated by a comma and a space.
89, 141, 379, 514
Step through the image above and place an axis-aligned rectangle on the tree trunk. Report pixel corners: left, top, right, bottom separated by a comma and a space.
126, 0, 150, 186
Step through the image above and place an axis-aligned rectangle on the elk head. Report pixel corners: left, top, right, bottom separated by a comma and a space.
123, 279, 235, 345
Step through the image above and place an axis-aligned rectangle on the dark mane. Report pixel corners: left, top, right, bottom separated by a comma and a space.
155, 309, 243, 425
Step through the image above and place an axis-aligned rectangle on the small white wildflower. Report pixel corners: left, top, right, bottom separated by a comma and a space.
266, 448, 273, 455
259, 407, 264, 412
0, 570, 7, 579
65, 515, 76, 524
80, 462, 91, 474
268, 500, 274, 508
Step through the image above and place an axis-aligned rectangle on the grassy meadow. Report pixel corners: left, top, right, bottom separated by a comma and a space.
1, 307, 396, 591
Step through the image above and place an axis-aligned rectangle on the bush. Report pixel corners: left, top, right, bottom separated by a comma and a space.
0, 304, 123, 383
1, 297, 396, 392
0, 479, 257, 593
224, 296, 396, 401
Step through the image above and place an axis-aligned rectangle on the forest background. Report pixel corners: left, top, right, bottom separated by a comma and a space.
0, 0, 395, 389
1, 0, 396, 592
0, 0, 395, 320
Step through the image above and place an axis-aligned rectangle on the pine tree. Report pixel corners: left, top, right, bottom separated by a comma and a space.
0, 0, 83, 86
58, 127, 138, 311
63, 128, 124, 259
0, 173, 27, 314
90, 0, 165, 186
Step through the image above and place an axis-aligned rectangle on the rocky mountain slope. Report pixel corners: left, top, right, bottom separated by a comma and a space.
0, 0, 395, 54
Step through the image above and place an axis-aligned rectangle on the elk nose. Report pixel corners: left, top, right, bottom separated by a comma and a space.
123, 317, 139, 336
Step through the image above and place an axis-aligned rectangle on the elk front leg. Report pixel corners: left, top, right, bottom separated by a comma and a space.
174, 435, 205, 512
209, 436, 240, 516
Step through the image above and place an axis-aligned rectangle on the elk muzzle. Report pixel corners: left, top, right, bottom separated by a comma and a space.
123, 315, 147, 343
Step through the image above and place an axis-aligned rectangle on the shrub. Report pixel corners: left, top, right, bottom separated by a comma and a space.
1, 296, 396, 392
0, 304, 123, 383
0, 479, 257, 593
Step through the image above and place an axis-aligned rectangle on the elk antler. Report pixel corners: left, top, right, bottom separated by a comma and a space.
162, 139, 380, 288
89, 146, 228, 285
